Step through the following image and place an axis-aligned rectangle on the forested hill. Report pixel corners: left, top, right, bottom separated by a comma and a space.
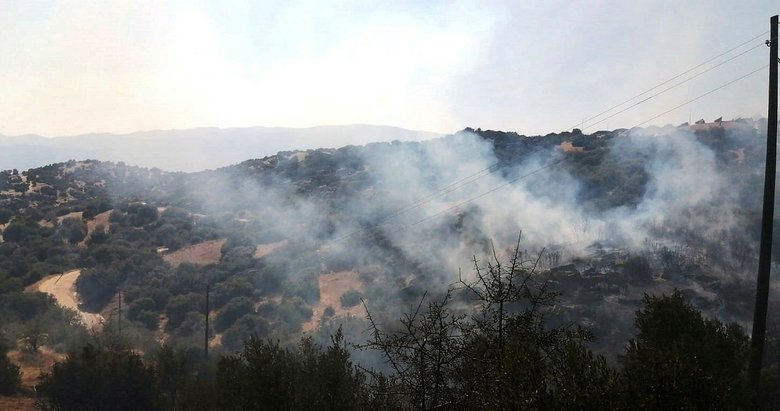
1, 119, 778, 408
0, 121, 764, 348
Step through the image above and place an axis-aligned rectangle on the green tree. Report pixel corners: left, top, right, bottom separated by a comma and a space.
216, 329, 371, 411
19, 320, 48, 352
0, 339, 21, 395
59, 217, 87, 245
214, 296, 254, 332
36, 342, 162, 410
339, 289, 362, 308
621, 290, 750, 409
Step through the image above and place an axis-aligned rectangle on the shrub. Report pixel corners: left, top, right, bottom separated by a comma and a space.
0, 353, 21, 395
339, 290, 362, 308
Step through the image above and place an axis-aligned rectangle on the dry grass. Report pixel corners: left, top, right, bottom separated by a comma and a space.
0, 395, 36, 411
557, 141, 584, 152
302, 270, 364, 333
253, 240, 289, 259
86, 210, 111, 236
163, 239, 226, 268
7, 347, 65, 390
56, 211, 83, 223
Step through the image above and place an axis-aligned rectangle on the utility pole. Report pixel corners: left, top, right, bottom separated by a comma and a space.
749, 14, 778, 390
205, 284, 210, 359
117, 290, 122, 336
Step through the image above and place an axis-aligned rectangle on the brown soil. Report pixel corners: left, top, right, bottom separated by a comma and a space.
86, 210, 111, 236
302, 270, 364, 333
57, 211, 83, 223
163, 239, 226, 268
7, 348, 65, 390
253, 240, 289, 259
557, 141, 584, 152
27, 270, 104, 330
209, 333, 223, 348
0, 395, 36, 411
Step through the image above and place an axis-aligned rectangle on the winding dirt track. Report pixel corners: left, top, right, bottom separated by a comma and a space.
28, 269, 103, 330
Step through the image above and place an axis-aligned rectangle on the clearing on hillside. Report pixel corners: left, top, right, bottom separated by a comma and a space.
253, 240, 289, 259
7, 348, 65, 390
302, 270, 364, 333
1, 347, 66, 411
85, 210, 111, 237
162, 239, 226, 268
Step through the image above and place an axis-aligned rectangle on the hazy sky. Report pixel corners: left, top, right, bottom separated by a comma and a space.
0, 0, 777, 137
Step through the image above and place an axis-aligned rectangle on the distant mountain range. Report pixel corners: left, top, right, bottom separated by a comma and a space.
0, 125, 442, 172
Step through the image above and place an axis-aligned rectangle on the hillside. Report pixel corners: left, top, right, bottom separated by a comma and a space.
0, 119, 776, 363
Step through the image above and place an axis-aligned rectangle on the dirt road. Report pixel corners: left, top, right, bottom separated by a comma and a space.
29, 270, 103, 330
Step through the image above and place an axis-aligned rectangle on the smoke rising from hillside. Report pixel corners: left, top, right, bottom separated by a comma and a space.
187, 121, 766, 298
53, 119, 768, 356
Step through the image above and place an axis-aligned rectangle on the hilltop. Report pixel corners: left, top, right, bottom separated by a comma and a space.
0, 124, 441, 172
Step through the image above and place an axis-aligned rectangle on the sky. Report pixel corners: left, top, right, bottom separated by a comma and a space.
0, 0, 777, 138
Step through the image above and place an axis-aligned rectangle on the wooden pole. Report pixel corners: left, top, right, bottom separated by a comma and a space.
749, 14, 779, 390
118, 290, 122, 336
205, 284, 210, 359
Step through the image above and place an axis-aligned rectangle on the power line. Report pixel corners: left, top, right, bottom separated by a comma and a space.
635, 64, 769, 127
371, 145, 549, 220
571, 30, 769, 131
328, 36, 773, 246
380, 64, 769, 237
401, 158, 564, 228
328, 145, 550, 244
582, 42, 766, 131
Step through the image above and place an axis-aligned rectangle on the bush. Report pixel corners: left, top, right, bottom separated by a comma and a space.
214, 297, 254, 333
622, 290, 750, 409
0, 353, 21, 395
323, 306, 335, 318
36, 343, 162, 410
339, 290, 362, 308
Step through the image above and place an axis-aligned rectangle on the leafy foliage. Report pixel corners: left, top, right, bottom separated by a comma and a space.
37, 342, 162, 410
622, 290, 750, 409
339, 289, 362, 308
217, 328, 371, 410
0, 340, 21, 395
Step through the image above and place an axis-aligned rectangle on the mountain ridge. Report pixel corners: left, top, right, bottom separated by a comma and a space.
0, 124, 442, 173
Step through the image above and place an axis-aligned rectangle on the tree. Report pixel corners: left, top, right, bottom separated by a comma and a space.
0, 339, 21, 395
363, 290, 464, 410
19, 320, 47, 352
152, 344, 217, 411
216, 329, 371, 411
455, 235, 617, 409
60, 217, 87, 245
362, 235, 618, 410
216, 337, 299, 410
214, 296, 254, 332
165, 293, 204, 331
621, 290, 750, 409
36, 342, 162, 410
339, 289, 362, 308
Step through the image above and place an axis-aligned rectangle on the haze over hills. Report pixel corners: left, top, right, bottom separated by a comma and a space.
1, 118, 774, 350
0, 124, 442, 172
2, 118, 780, 408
